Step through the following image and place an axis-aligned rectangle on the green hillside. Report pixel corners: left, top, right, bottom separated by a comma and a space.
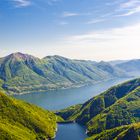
0, 52, 127, 95
0, 91, 62, 140
87, 122, 140, 140
57, 78, 140, 140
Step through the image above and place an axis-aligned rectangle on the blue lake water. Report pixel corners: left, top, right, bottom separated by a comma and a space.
14, 78, 131, 110
56, 123, 87, 140
14, 78, 131, 140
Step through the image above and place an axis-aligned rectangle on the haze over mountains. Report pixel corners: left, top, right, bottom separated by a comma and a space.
0, 52, 140, 95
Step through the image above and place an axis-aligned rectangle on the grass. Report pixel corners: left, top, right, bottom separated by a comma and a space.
0, 91, 63, 140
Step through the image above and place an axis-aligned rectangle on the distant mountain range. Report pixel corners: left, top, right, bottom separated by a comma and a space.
115, 59, 140, 76
0, 52, 140, 94
57, 78, 140, 140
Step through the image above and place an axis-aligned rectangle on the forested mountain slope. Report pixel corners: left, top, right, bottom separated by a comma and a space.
57, 78, 140, 140
0, 52, 126, 94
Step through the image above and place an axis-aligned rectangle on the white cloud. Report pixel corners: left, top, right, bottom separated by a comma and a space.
59, 21, 68, 25
117, 0, 140, 16
60, 23, 140, 60
46, 0, 61, 5
86, 19, 105, 24
67, 23, 140, 43
118, 6, 140, 16
62, 12, 79, 17
13, 0, 31, 7
120, 0, 140, 8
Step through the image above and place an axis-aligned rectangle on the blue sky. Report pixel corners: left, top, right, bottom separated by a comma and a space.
0, 0, 140, 60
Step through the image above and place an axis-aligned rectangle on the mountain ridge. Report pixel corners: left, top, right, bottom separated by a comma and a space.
0, 52, 128, 95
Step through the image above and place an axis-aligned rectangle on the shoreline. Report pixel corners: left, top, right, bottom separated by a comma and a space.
11, 77, 130, 96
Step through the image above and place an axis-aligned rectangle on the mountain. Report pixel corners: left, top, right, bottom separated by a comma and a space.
109, 60, 129, 66
56, 78, 140, 140
115, 59, 140, 76
87, 122, 140, 140
0, 90, 63, 140
0, 52, 127, 95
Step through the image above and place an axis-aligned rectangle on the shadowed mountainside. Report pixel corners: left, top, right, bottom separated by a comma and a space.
57, 78, 140, 140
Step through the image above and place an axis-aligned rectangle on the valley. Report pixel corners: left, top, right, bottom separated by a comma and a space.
1, 0, 140, 139
1, 53, 140, 140
14, 78, 131, 110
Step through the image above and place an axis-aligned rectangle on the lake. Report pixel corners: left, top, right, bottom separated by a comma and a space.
14, 78, 131, 140
56, 123, 87, 140
14, 78, 131, 110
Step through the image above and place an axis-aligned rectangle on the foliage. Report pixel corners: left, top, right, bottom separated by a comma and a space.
0, 53, 127, 95
87, 122, 140, 140
0, 91, 61, 140
57, 78, 140, 139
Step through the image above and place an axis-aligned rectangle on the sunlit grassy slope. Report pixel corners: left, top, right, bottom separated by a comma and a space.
0, 91, 63, 140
